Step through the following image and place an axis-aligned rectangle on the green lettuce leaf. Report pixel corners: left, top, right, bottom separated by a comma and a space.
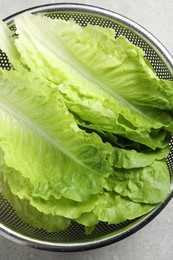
0, 171, 71, 232
76, 192, 157, 228
0, 68, 112, 202
0, 150, 98, 219
0, 149, 157, 232
1, 163, 156, 233
55, 21, 173, 111
105, 160, 171, 204
11, 13, 173, 149
109, 146, 170, 169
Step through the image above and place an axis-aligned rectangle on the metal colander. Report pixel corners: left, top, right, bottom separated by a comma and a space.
0, 3, 173, 252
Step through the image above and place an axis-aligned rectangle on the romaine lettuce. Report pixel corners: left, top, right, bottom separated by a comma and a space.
12, 13, 173, 149
0, 13, 172, 234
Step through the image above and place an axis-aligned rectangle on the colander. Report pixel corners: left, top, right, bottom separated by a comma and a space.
0, 3, 173, 252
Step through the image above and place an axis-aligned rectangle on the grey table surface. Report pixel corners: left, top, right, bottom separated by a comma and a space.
0, 0, 173, 259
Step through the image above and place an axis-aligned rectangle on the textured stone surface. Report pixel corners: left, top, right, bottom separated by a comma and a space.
0, 1, 173, 259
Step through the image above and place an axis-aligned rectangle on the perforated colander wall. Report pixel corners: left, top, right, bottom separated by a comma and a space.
0, 7, 173, 248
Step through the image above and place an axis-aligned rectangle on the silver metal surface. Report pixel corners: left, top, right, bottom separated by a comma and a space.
0, 3, 173, 252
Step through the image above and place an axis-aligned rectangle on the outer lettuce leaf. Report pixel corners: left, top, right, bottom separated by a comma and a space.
50, 18, 173, 134
10, 13, 173, 149
1, 164, 156, 233
56, 22, 173, 111
105, 160, 171, 204
2, 168, 98, 219
76, 192, 157, 227
0, 69, 112, 202
0, 149, 157, 232
0, 150, 98, 219
109, 146, 170, 169
0, 171, 71, 232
